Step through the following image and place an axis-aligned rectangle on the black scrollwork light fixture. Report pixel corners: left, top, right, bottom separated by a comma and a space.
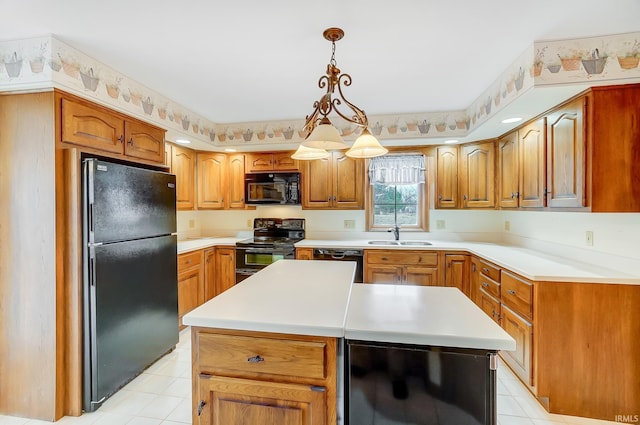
292, 27, 388, 160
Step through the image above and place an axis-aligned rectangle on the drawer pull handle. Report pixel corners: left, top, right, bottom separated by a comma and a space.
248, 354, 265, 363
185, 260, 191, 264
481, 282, 489, 288
482, 267, 489, 273
197, 400, 206, 416
507, 289, 516, 295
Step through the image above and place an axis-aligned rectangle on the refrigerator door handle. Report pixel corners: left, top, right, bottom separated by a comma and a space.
87, 243, 102, 287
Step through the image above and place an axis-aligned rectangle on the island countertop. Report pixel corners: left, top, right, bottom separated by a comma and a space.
183, 260, 515, 351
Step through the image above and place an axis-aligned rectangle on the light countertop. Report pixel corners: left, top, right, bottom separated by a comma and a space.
177, 237, 244, 254
345, 284, 516, 350
183, 260, 515, 351
182, 260, 355, 337
295, 239, 640, 284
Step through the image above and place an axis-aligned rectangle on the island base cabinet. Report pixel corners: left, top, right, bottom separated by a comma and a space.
191, 328, 337, 425
196, 375, 326, 425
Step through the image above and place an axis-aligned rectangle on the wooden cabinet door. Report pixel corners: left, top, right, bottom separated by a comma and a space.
444, 254, 470, 296
460, 141, 495, 208
501, 306, 533, 386
519, 118, 546, 208
164, 143, 173, 168
204, 249, 216, 301
273, 152, 299, 171
172, 145, 195, 210
215, 247, 236, 295
177, 267, 202, 326
227, 154, 246, 209
124, 120, 165, 163
302, 156, 332, 209
332, 152, 364, 209
479, 288, 501, 325
405, 266, 439, 286
296, 248, 313, 260
245, 153, 273, 172
470, 257, 481, 305
197, 153, 226, 209
546, 98, 585, 208
196, 375, 326, 425
498, 132, 520, 208
365, 265, 402, 285
60, 98, 124, 154
436, 146, 458, 208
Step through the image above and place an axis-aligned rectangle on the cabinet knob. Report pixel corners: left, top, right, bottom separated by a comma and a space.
247, 354, 265, 363
185, 260, 191, 264
482, 281, 489, 288
507, 289, 516, 295
128, 138, 134, 146
482, 267, 489, 273
438, 194, 443, 200
117, 135, 125, 144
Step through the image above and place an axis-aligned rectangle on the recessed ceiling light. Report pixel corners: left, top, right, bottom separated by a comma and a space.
175, 139, 191, 145
501, 117, 522, 124
224, 148, 237, 152
444, 139, 459, 144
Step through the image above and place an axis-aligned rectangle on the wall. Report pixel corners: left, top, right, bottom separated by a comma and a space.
178, 208, 640, 272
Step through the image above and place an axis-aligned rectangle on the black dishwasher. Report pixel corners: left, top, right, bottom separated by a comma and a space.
313, 248, 363, 283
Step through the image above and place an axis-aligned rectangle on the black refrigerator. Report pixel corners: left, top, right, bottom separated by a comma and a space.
82, 158, 179, 412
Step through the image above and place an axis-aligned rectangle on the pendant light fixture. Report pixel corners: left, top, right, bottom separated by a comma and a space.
298, 27, 387, 159
291, 144, 331, 160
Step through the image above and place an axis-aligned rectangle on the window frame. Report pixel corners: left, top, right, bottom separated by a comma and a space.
365, 148, 430, 232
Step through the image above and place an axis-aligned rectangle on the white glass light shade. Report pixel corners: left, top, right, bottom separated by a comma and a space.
345, 128, 388, 158
291, 144, 331, 160
301, 123, 347, 150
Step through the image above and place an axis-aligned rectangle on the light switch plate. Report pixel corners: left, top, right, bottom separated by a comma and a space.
586, 230, 594, 246
344, 219, 355, 229
436, 220, 445, 230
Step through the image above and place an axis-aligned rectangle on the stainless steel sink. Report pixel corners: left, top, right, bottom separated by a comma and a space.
367, 240, 400, 245
398, 241, 432, 246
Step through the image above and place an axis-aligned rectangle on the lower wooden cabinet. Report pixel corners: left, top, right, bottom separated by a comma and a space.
444, 253, 470, 295
177, 246, 236, 328
364, 250, 440, 285
192, 328, 337, 425
197, 375, 326, 425
501, 305, 533, 386
215, 246, 236, 295
295, 248, 313, 260
177, 250, 204, 328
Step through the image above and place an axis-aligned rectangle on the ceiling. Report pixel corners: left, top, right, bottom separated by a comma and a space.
3, 0, 640, 148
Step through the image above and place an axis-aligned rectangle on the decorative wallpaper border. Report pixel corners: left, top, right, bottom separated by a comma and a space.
1, 32, 639, 147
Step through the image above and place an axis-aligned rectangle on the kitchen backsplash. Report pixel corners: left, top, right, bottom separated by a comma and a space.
178, 209, 640, 267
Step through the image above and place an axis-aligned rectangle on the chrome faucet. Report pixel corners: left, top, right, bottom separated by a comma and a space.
388, 224, 400, 241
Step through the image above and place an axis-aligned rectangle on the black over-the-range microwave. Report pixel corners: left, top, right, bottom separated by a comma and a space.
244, 172, 301, 205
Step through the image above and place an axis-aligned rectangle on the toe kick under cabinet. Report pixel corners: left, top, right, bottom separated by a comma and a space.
191, 328, 338, 425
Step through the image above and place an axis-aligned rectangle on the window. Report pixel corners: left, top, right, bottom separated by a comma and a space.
368, 154, 427, 231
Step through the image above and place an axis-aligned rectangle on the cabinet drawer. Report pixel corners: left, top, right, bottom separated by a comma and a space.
366, 250, 438, 266
478, 288, 501, 325
478, 259, 501, 282
501, 271, 533, 320
178, 250, 202, 272
478, 274, 500, 299
197, 333, 327, 380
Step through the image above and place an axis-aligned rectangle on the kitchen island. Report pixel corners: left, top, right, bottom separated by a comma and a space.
183, 260, 514, 425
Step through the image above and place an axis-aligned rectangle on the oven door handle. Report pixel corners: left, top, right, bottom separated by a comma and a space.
241, 247, 279, 254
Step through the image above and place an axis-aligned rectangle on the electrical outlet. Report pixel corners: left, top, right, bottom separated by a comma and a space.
436, 220, 445, 230
188, 219, 195, 229
586, 230, 594, 246
344, 219, 355, 229
504, 220, 510, 231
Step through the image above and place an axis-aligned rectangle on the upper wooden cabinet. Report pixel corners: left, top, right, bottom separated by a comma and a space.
519, 118, 547, 208
435, 146, 458, 208
59, 95, 164, 164
459, 141, 495, 208
171, 144, 196, 210
245, 152, 299, 172
197, 153, 226, 209
302, 152, 364, 209
498, 132, 519, 208
546, 98, 586, 208
197, 153, 246, 210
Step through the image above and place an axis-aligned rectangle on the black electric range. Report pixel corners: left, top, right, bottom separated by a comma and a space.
235, 218, 305, 283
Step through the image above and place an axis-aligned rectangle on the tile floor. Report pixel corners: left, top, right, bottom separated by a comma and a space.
0, 328, 619, 425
